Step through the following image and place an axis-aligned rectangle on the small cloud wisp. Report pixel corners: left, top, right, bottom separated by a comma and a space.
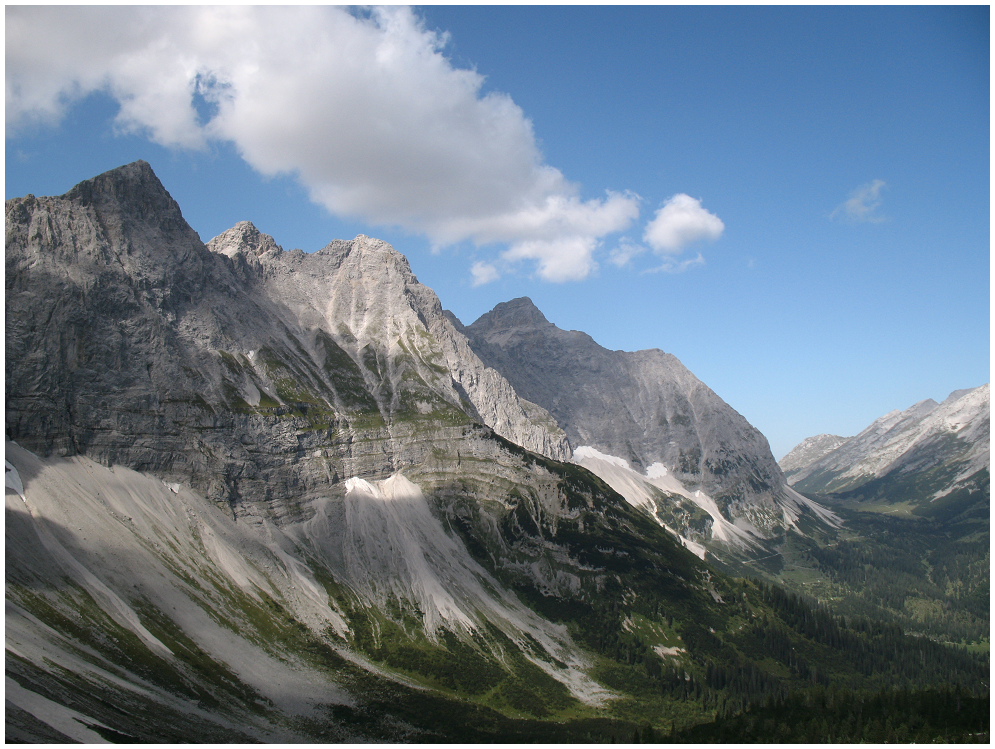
644, 194, 725, 253
607, 194, 722, 275
832, 179, 888, 223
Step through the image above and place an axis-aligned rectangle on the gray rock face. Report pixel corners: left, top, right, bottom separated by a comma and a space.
210, 220, 284, 260
5, 162, 568, 519
782, 384, 990, 500
463, 298, 813, 537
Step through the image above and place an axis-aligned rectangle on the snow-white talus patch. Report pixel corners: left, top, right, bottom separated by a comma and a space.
645, 462, 670, 479
782, 486, 842, 527
677, 536, 707, 560
573, 445, 631, 469
653, 645, 686, 660
6, 458, 25, 500
340, 474, 478, 633
572, 446, 760, 552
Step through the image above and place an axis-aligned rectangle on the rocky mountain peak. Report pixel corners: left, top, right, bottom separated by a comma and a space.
350, 234, 414, 269
207, 221, 283, 259
309, 234, 416, 278
63, 160, 189, 232
6, 161, 213, 300
470, 297, 551, 332
460, 297, 822, 541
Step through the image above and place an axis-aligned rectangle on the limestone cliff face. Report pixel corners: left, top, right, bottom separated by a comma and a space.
5, 162, 568, 519
463, 298, 817, 537
206, 226, 571, 463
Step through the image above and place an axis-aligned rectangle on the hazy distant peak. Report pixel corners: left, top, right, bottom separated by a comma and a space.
779, 434, 849, 475
783, 384, 989, 497
944, 386, 984, 404
470, 296, 551, 331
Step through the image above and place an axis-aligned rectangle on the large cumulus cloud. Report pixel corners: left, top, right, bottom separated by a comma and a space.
7, 5, 719, 283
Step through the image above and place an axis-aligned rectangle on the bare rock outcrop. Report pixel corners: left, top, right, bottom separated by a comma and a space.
5, 163, 569, 518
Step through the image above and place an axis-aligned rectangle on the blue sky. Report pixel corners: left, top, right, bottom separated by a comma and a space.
6, 5, 989, 458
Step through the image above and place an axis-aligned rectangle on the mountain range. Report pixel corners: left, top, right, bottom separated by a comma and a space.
781, 384, 989, 512
5, 162, 988, 742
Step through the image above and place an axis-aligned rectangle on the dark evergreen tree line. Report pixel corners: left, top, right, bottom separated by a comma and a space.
668, 685, 990, 743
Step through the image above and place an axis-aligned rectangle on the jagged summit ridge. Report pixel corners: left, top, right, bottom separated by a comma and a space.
6, 161, 569, 494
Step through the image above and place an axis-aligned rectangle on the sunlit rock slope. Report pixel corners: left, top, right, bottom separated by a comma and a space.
782, 384, 990, 505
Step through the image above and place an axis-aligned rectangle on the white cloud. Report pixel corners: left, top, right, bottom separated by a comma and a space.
644, 252, 705, 274
470, 261, 500, 287
832, 179, 887, 223
501, 236, 600, 283
643, 194, 725, 253
6, 5, 640, 282
609, 239, 647, 268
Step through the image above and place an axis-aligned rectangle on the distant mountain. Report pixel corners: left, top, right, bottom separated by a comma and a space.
781, 385, 989, 508
779, 434, 848, 476
461, 297, 836, 547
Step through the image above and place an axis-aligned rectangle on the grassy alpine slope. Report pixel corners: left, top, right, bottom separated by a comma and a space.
771, 466, 989, 647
